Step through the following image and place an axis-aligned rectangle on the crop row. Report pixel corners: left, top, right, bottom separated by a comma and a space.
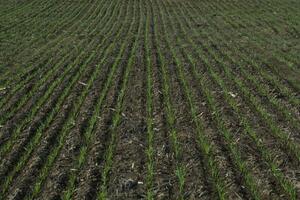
0, 0, 107, 112
0, 0, 298, 199
0, 0, 129, 197
144, 0, 299, 198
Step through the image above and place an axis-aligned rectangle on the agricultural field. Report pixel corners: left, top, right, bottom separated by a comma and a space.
0, 0, 299, 199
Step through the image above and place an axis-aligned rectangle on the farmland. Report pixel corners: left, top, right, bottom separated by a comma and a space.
0, 0, 300, 199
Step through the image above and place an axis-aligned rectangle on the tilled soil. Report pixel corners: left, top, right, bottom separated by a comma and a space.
0, 0, 299, 199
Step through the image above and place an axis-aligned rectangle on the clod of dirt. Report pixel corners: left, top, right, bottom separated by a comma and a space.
121, 178, 138, 191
